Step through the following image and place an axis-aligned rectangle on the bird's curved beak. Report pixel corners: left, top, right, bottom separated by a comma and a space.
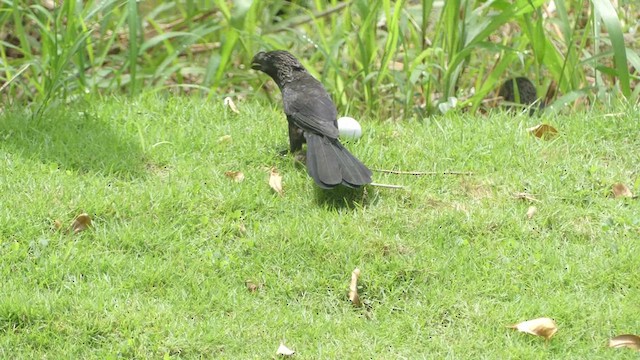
251, 52, 266, 71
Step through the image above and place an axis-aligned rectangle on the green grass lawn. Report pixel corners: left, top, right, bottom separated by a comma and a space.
1, 96, 639, 358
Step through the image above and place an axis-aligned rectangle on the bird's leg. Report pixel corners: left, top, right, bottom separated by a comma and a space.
287, 120, 305, 153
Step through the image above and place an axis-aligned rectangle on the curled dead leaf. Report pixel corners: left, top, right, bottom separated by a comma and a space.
269, 168, 283, 195
527, 123, 558, 139
612, 183, 634, 198
224, 170, 245, 182
609, 334, 640, 350
70, 213, 92, 234
223, 96, 240, 114
245, 280, 261, 293
276, 343, 295, 356
509, 317, 558, 340
348, 268, 362, 307
526, 206, 537, 219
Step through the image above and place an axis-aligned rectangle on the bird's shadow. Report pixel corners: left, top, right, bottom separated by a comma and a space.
313, 185, 375, 210
0, 106, 145, 178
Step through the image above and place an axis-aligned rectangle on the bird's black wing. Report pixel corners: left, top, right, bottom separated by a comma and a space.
282, 74, 340, 139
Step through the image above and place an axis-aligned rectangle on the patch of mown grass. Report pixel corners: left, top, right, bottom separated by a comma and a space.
0, 96, 638, 358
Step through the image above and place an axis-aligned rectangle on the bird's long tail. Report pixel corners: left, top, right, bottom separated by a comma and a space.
304, 133, 372, 189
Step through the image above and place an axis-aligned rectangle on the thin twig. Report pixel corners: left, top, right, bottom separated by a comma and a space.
0, 64, 30, 94
373, 169, 473, 176
370, 182, 406, 189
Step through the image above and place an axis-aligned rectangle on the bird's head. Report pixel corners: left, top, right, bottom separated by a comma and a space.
251, 50, 306, 85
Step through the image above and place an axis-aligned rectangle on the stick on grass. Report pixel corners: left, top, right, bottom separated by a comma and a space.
373, 169, 474, 176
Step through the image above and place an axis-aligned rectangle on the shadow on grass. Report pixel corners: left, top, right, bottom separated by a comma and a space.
314, 185, 374, 209
0, 106, 145, 178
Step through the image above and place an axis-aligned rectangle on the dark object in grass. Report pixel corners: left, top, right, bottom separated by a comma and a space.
251, 50, 372, 189
498, 77, 543, 115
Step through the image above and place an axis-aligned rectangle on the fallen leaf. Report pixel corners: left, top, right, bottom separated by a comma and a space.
52, 219, 63, 231
223, 96, 240, 114
527, 123, 558, 139
513, 192, 541, 203
609, 334, 640, 350
276, 343, 295, 356
348, 268, 362, 307
526, 206, 537, 219
269, 168, 283, 195
509, 317, 558, 340
612, 183, 634, 198
70, 213, 92, 234
217, 135, 232, 143
388, 60, 404, 71
224, 170, 245, 182
245, 280, 260, 292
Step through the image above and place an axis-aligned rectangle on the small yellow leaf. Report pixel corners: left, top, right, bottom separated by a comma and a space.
269, 168, 283, 195
527, 124, 558, 139
509, 317, 558, 340
609, 334, 640, 350
276, 343, 295, 356
612, 183, 634, 198
224, 170, 245, 182
526, 206, 537, 219
223, 97, 240, 114
218, 135, 232, 143
348, 268, 362, 307
70, 213, 92, 234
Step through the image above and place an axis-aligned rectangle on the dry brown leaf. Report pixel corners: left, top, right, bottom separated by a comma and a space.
217, 135, 232, 143
52, 219, 63, 231
269, 168, 283, 195
245, 280, 261, 293
612, 183, 634, 198
348, 268, 362, 307
509, 317, 558, 340
224, 170, 245, 182
526, 206, 537, 219
223, 96, 240, 114
609, 334, 640, 350
70, 213, 92, 234
276, 343, 295, 356
514, 192, 541, 203
527, 123, 558, 139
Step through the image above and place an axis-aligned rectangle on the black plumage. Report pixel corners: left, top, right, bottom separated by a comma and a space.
498, 77, 543, 115
251, 50, 372, 189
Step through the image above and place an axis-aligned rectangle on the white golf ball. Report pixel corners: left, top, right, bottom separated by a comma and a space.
337, 116, 362, 140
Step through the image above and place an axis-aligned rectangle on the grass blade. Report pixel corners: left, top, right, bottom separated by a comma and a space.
591, 0, 630, 98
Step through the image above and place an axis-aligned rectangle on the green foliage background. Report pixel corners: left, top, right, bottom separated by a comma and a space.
0, 0, 639, 118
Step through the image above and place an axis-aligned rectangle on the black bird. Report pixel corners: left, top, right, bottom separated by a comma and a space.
251, 50, 372, 189
498, 77, 543, 115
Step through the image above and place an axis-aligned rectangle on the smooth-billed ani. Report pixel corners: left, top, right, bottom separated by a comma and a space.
498, 77, 543, 115
251, 50, 372, 189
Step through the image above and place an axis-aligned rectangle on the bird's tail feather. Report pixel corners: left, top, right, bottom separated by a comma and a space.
305, 133, 372, 189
